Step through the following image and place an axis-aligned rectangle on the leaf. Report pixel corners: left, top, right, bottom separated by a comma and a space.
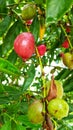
0, 58, 20, 76
7, 50, 18, 64
0, 85, 21, 104
30, 16, 40, 41
15, 124, 26, 130
55, 69, 73, 80
0, 16, 12, 36
64, 82, 73, 92
0, 0, 7, 13
0, 121, 11, 130
22, 64, 35, 91
46, 0, 73, 24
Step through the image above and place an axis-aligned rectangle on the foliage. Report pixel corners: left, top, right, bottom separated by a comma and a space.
0, 0, 73, 129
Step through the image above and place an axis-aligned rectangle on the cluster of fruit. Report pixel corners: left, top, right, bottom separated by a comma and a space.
14, 32, 46, 61
14, 3, 46, 61
27, 79, 69, 124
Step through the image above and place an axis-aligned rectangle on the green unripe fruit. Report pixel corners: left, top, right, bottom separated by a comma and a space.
47, 98, 69, 120
28, 100, 44, 124
63, 52, 73, 69
55, 80, 63, 98
21, 4, 36, 20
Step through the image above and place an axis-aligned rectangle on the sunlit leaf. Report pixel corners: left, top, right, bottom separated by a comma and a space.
46, 0, 73, 24
0, 58, 20, 76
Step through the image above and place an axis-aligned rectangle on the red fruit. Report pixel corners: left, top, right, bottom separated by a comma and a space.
59, 52, 64, 57
14, 32, 35, 61
62, 39, 69, 48
37, 44, 46, 56
66, 27, 70, 33
26, 19, 33, 25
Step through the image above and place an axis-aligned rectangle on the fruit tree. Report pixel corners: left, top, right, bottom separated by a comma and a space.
0, 0, 73, 130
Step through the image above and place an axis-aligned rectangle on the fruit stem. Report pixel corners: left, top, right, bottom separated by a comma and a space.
51, 118, 58, 130
2, 113, 18, 124
60, 24, 73, 49
35, 46, 46, 98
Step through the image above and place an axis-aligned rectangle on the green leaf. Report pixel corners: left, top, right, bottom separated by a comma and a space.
46, 0, 73, 24
15, 124, 26, 130
0, 85, 21, 104
64, 82, 73, 92
30, 16, 40, 41
0, 0, 7, 13
7, 50, 18, 64
55, 69, 73, 80
22, 64, 35, 91
0, 121, 11, 130
0, 58, 20, 76
0, 16, 12, 36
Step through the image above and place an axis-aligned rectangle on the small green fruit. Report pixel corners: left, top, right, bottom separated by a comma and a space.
28, 100, 44, 124
21, 4, 36, 20
47, 98, 69, 120
63, 52, 73, 69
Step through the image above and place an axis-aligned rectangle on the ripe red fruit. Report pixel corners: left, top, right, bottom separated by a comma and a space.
59, 52, 64, 57
62, 39, 69, 48
66, 27, 70, 33
14, 32, 35, 61
26, 19, 33, 25
37, 44, 46, 56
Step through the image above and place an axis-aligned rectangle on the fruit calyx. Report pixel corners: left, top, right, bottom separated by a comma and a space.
46, 76, 57, 101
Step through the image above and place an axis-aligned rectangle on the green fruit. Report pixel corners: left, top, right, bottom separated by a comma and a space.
28, 100, 44, 124
45, 80, 63, 99
55, 80, 63, 98
21, 4, 36, 20
47, 98, 69, 120
63, 52, 73, 69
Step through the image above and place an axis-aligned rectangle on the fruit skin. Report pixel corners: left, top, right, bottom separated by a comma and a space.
62, 39, 69, 48
37, 44, 46, 56
14, 32, 35, 61
55, 80, 63, 98
63, 52, 73, 69
45, 80, 63, 99
21, 4, 36, 20
47, 98, 69, 120
28, 100, 44, 124
66, 26, 70, 33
